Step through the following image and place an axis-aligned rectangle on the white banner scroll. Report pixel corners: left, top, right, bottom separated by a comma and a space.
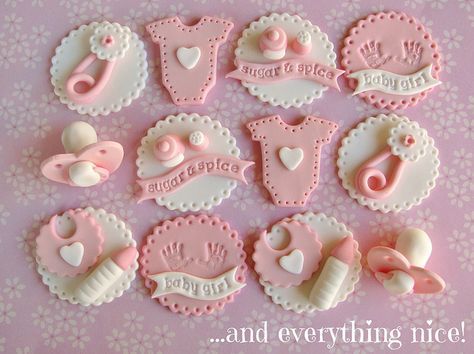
347, 64, 441, 95
148, 267, 245, 300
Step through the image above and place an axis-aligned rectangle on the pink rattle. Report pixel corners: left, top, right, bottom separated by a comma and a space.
154, 135, 185, 168
291, 31, 312, 55
367, 228, 445, 295
259, 26, 287, 60
66, 22, 131, 104
356, 121, 428, 199
41, 121, 124, 187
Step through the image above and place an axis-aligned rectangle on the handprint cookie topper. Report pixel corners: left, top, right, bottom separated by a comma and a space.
140, 215, 247, 316
341, 12, 441, 110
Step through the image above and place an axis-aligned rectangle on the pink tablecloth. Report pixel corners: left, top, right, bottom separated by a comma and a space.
0, 0, 472, 353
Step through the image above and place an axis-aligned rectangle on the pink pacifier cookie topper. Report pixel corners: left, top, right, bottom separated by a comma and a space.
136, 113, 253, 211
35, 207, 138, 306
51, 21, 148, 116
337, 114, 439, 213
253, 220, 323, 288
255, 212, 362, 313
146, 16, 233, 105
367, 228, 445, 295
341, 11, 441, 110
247, 115, 338, 207
227, 13, 344, 108
36, 210, 104, 277
41, 121, 124, 187
140, 215, 247, 316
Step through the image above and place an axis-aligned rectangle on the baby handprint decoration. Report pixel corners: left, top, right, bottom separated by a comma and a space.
359, 41, 391, 68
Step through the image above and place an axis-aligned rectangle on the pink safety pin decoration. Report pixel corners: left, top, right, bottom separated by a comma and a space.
65, 22, 131, 104
41, 121, 124, 187
355, 121, 429, 199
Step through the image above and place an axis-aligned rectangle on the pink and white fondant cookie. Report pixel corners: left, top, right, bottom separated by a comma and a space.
140, 215, 247, 316
257, 212, 361, 313
367, 228, 445, 295
337, 114, 440, 213
247, 115, 338, 207
253, 220, 323, 288
51, 21, 148, 116
146, 16, 233, 105
35, 207, 138, 306
227, 13, 344, 108
136, 113, 253, 211
341, 12, 441, 110
41, 121, 124, 187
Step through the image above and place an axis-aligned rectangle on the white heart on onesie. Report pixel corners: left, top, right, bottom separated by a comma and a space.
176, 47, 201, 70
279, 147, 304, 171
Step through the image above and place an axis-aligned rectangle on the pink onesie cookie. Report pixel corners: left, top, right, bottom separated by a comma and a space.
253, 220, 322, 288
341, 12, 441, 110
36, 210, 104, 277
146, 16, 233, 105
247, 115, 338, 207
140, 215, 247, 316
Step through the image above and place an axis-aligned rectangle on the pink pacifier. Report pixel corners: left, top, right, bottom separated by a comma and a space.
355, 121, 429, 199
65, 22, 131, 104
367, 228, 445, 295
259, 26, 287, 60
36, 210, 104, 277
41, 121, 124, 187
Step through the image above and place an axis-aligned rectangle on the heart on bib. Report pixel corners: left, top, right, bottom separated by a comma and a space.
279, 249, 304, 274
60, 242, 84, 267
279, 147, 304, 171
176, 47, 201, 70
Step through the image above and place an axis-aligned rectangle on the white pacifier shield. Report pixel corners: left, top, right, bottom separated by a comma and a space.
176, 47, 201, 70
69, 161, 102, 187
279, 249, 304, 274
279, 147, 304, 171
59, 242, 84, 267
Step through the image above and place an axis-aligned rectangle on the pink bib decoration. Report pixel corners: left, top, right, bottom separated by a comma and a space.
146, 16, 233, 105
51, 22, 148, 116
337, 114, 439, 213
341, 12, 441, 110
41, 121, 124, 187
136, 113, 253, 211
140, 215, 247, 316
228, 13, 343, 108
36, 210, 104, 277
247, 115, 337, 207
367, 228, 445, 295
253, 220, 323, 288
35, 207, 138, 306
255, 213, 362, 313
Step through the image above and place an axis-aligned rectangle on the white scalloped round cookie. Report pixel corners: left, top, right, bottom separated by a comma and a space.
233, 13, 337, 108
337, 114, 440, 213
260, 212, 361, 313
36, 207, 138, 306
50, 22, 148, 116
136, 113, 251, 212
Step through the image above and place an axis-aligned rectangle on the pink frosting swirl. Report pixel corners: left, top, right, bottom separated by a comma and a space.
259, 26, 287, 52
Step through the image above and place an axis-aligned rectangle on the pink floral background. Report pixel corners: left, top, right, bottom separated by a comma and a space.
0, 0, 473, 353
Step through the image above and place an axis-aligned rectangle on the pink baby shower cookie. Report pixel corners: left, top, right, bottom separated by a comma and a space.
35, 207, 138, 306
136, 113, 253, 211
253, 220, 323, 288
341, 11, 441, 110
256, 213, 362, 313
247, 115, 338, 207
51, 21, 148, 116
140, 215, 247, 316
337, 114, 440, 213
227, 13, 344, 108
146, 16, 233, 105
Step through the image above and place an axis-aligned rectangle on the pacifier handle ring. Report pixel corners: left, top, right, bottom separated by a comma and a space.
66, 53, 117, 105
355, 146, 407, 199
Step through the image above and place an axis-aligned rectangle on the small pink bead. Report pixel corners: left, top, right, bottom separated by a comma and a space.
101, 35, 115, 48
403, 134, 416, 147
